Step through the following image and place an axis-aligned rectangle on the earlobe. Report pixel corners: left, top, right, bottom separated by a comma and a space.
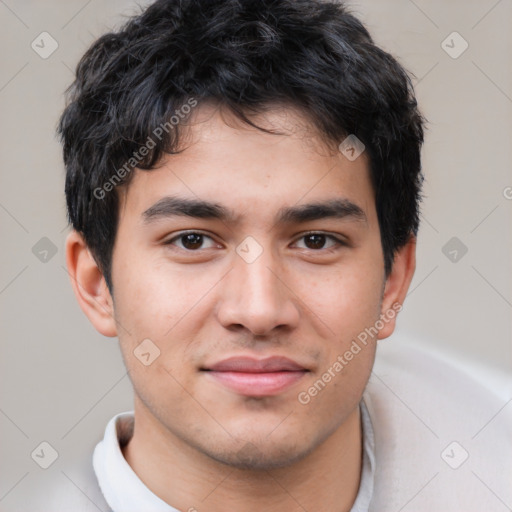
377, 236, 417, 340
65, 230, 118, 337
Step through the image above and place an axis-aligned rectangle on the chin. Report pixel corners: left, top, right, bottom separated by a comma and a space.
202, 436, 318, 471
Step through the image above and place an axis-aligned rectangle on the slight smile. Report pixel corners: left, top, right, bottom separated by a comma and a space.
201, 356, 310, 397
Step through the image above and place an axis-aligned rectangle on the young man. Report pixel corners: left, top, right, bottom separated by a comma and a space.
50, 0, 510, 511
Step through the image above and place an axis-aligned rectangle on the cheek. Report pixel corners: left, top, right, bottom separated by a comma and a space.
296, 254, 383, 399
112, 254, 210, 340
303, 262, 384, 340
111, 255, 225, 397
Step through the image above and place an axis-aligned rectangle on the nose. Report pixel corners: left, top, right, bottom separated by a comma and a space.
215, 244, 300, 336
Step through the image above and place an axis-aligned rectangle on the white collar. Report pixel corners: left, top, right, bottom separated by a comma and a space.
93, 401, 375, 512
93, 412, 178, 511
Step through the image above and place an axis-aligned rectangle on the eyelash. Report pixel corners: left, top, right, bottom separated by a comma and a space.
163, 230, 346, 253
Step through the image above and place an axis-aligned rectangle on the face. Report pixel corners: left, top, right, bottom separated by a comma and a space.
108, 105, 391, 469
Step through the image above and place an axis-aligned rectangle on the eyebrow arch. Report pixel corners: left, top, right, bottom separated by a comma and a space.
277, 199, 367, 225
142, 195, 367, 225
142, 196, 236, 223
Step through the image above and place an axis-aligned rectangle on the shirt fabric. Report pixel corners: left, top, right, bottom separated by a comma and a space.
93, 400, 376, 512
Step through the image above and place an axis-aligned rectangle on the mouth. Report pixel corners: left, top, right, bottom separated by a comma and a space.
201, 356, 309, 397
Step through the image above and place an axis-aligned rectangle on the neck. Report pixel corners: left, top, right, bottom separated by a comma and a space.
123, 399, 362, 512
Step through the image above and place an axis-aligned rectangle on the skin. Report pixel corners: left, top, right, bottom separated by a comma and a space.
66, 104, 416, 512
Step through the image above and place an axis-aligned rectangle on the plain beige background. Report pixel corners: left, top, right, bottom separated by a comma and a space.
1, 0, 511, 509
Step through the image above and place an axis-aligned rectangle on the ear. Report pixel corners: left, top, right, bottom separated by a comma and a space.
65, 230, 117, 337
377, 236, 416, 340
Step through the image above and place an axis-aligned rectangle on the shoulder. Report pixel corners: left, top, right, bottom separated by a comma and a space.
365, 335, 512, 511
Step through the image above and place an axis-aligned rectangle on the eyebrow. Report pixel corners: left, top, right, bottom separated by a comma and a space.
142, 195, 367, 225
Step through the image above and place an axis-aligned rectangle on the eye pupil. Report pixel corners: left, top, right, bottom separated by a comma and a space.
304, 234, 326, 249
182, 233, 203, 250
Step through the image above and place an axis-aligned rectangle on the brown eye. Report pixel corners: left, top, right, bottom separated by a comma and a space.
180, 233, 204, 250
295, 233, 341, 250
166, 232, 218, 251
304, 234, 327, 249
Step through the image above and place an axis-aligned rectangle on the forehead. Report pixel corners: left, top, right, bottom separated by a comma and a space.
118, 104, 376, 228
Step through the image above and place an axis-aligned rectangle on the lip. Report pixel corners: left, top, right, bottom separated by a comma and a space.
202, 356, 309, 397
